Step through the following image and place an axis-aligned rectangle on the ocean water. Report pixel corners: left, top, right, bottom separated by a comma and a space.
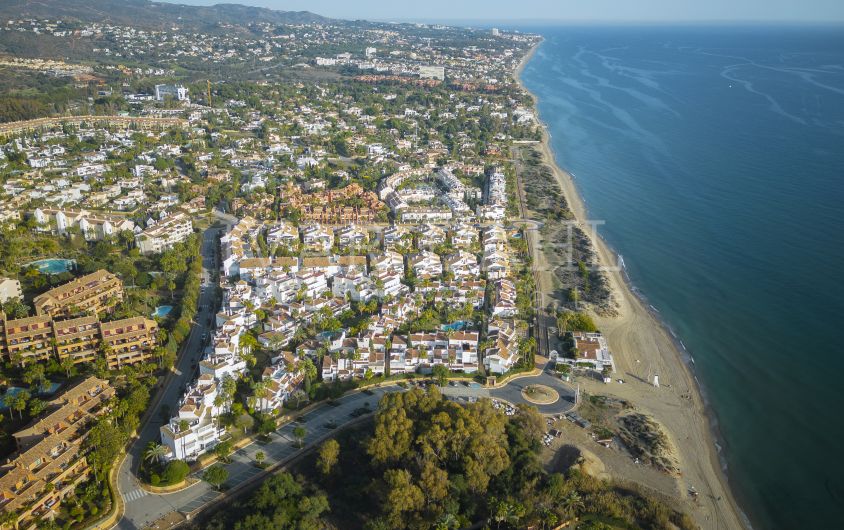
518, 25, 844, 529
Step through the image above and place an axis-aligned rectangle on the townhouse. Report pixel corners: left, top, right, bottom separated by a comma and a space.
443, 250, 481, 279
408, 251, 442, 279
491, 278, 518, 318
266, 221, 300, 253
33, 208, 135, 241
334, 224, 368, 249
301, 223, 333, 253
483, 319, 521, 374
256, 354, 305, 413
160, 375, 227, 461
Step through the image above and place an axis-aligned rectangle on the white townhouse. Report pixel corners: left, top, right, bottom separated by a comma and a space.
372, 268, 407, 300
483, 319, 520, 374
370, 250, 405, 273
255, 355, 305, 413
335, 224, 368, 249
160, 375, 226, 461
415, 223, 447, 248
333, 269, 377, 302
450, 223, 479, 248
382, 224, 410, 248
408, 251, 442, 279
491, 278, 518, 317
443, 250, 480, 279
301, 224, 333, 253
266, 221, 300, 252
34, 208, 135, 241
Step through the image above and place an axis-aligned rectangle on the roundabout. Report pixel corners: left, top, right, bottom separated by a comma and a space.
520, 384, 559, 405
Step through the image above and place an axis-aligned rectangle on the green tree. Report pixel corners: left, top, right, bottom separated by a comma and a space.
292, 425, 307, 448
383, 468, 424, 528
214, 440, 233, 463
235, 413, 255, 434
432, 364, 449, 387
316, 439, 339, 475
203, 464, 229, 491
163, 460, 190, 484
86, 418, 126, 473
22, 363, 46, 390
28, 398, 47, 417
60, 356, 76, 378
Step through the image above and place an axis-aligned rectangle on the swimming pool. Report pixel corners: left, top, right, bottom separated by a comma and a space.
152, 305, 174, 318
26, 258, 76, 274
0, 387, 26, 408
441, 321, 468, 332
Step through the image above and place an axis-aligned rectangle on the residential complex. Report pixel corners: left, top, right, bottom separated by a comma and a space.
0, 377, 114, 528
33, 270, 123, 318
135, 212, 194, 255
0, 312, 158, 368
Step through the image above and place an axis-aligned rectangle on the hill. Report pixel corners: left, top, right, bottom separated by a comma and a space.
0, 0, 331, 31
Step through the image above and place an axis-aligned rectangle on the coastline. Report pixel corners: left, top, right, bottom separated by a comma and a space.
514, 40, 748, 530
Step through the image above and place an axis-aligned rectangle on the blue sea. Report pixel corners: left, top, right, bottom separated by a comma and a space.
518, 25, 844, 529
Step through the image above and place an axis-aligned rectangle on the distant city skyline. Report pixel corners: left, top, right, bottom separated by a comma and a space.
164, 0, 844, 23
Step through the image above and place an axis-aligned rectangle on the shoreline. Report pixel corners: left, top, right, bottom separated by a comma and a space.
514, 40, 749, 530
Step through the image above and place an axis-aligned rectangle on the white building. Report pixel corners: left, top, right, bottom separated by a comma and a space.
0, 277, 23, 303
136, 212, 193, 255
160, 375, 225, 461
154, 84, 188, 101
419, 65, 446, 80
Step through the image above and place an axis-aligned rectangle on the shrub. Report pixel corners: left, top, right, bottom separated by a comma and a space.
150, 474, 160, 486
162, 460, 190, 484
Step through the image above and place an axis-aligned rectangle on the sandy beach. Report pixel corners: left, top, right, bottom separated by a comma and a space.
515, 41, 748, 530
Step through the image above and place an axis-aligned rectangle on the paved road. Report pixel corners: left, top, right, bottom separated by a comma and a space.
116, 387, 391, 530
112, 213, 574, 528
441, 362, 576, 415
117, 373, 575, 530
116, 226, 222, 530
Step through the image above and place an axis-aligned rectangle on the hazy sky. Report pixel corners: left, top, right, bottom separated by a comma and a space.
167, 0, 844, 23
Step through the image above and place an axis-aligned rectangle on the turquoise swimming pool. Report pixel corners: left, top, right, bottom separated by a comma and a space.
152, 305, 174, 318
1, 387, 26, 408
27, 258, 76, 274
441, 321, 468, 332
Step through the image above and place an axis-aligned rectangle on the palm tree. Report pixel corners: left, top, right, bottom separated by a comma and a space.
251, 380, 269, 412
178, 419, 190, 459
561, 491, 585, 517
143, 441, 169, 465
434, 513, 458, 530
60, 356, 76, 378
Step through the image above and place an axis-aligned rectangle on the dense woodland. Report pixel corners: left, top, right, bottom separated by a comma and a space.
199, 387, 696, 530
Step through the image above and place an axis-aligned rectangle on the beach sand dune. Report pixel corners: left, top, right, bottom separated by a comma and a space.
516, 42, 748, 530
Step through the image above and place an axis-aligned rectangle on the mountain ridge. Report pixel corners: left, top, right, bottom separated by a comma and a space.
0, 0, 333, 31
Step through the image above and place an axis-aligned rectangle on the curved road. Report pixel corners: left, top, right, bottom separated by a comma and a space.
115, 226, 221, 530
111, 223, 575, 529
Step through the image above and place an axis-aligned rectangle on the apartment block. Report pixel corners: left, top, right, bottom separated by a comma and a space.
53, 315, 101, 364
0, 314, 54, 364
0, 313, 157, 368
99, 317, 159, 369
0, 377, 114, 528
135, 212, 193, 255
33, 269, 123, 318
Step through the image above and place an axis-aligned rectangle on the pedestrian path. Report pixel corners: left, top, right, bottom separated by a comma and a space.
122, 488, 148, 503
